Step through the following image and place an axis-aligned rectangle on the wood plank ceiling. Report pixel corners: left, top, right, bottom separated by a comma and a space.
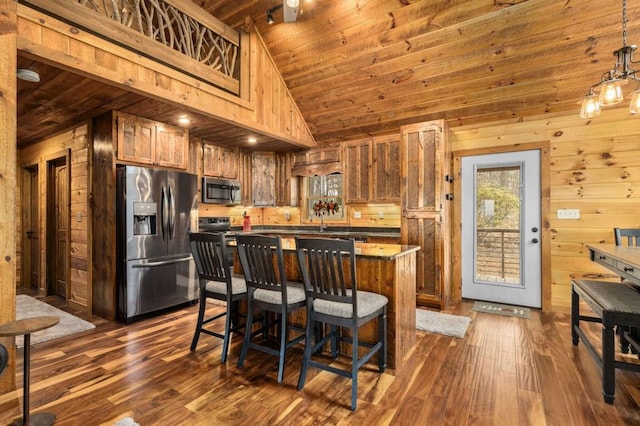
17, 0, 640, 148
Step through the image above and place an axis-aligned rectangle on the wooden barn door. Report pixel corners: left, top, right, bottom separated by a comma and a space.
400, 120, 452, 309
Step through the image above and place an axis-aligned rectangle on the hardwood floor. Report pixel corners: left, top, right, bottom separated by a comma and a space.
1, 298, 639, 425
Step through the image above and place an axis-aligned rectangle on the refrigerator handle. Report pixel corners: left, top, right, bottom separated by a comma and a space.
161, 185, 169, 240
168, 184, 175, 239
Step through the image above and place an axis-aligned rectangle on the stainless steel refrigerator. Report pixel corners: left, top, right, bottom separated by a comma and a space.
116, 165, 199, 323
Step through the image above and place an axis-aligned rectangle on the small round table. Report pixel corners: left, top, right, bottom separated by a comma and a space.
0, 316, 59, 426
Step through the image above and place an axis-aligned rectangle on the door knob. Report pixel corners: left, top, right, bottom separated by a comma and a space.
531, 227, 538, 232
26, 231, 33, 239
532, 238, 539, 244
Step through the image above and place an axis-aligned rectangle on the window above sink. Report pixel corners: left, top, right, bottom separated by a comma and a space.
306, 173, 345, 222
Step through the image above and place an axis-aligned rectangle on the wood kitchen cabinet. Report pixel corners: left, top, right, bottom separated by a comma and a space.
275, 152, 298, 206
344, 135, 400, 204
202, 143, 239, 179
400, 120, 451, 309
292, 145, 343, 177
252, 151, 276, 206
116, 112, 188, 169
344, 140, 371, 204
239, 150, 252, 206
372, 135, 401, 202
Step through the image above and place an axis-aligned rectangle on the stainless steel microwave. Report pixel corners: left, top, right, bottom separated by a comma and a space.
202, 177, 241, 205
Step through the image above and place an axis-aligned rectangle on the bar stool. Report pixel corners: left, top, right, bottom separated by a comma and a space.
0, 316, 59, 426
235, 234, 306, 383
188, 232, 247, 362
295, 237, 387, 411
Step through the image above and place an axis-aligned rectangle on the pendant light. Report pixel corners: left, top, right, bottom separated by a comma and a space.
579, 0, 640, 118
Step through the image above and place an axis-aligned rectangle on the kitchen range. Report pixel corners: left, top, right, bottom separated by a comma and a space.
116, 165, 199, 323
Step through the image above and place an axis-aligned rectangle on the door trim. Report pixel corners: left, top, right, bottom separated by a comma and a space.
452, 141, 551, 311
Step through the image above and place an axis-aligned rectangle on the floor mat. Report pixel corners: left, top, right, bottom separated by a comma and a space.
472, 301, 531, 319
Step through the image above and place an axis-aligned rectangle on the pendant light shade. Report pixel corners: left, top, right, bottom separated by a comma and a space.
598, 79, 624, 106
580, 92, 602, 119
630, 90, 640, 113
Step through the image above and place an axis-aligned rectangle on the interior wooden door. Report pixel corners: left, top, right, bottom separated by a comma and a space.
48, 157, 69, 299
400, 120, 451, 309
21, 165, 39, 290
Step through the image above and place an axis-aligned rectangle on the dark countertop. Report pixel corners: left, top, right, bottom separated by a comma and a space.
281, 238, 420, 260
230, 225, 401, 239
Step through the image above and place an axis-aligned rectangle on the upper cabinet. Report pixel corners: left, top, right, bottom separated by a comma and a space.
343, 135, 400, 204
344, 140, 371, 204
239, 150, 253, 206
372, 135, 401, 203
203, 143, 239, 179
275, 152, 298, 207
252, 152, 276, 206
116, 112, 188, 169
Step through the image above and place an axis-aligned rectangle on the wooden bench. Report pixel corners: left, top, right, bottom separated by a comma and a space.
571, 279, 640, 403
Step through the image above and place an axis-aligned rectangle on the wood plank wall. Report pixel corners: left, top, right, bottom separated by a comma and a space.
17, 125, 90, 311
450, 107, 640, 310
0, 0, 18, 393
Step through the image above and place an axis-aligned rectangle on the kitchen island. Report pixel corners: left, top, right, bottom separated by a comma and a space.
234, 236, 420, 369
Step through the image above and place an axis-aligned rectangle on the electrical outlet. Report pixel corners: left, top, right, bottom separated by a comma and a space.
378, 210, 384, 219
557, 209, 580, 219
353, 211, 361, 219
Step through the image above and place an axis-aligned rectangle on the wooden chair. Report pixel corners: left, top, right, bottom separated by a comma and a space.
235, 234, 306, 383
614, 227, 640, 355
295, 237, 387, 411
188, 232, 247, 363
614, 228, 640, 247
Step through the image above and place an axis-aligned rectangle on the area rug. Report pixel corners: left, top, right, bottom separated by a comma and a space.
15, 294, 95, 347
472, 301, 531, 319
416, 309, 471, 338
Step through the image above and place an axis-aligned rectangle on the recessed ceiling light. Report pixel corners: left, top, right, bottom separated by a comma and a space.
178, 115, 191, 126
16, 68, 40, 82
248, 137, 257, 144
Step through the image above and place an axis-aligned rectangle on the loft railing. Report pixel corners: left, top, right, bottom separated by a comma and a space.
22, 0, 241, 94
476, 228, 520, 283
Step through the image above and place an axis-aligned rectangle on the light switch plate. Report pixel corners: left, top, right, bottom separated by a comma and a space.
557, 208, 580, 219
353, 211, 361, 219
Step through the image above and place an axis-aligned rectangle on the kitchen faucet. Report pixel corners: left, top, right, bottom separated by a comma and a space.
319, 212, 326, 232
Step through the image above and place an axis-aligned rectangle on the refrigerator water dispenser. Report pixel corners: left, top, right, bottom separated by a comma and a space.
133, 202, 157, 235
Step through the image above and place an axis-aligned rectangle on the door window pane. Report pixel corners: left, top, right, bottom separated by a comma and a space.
475, 165, 521, 285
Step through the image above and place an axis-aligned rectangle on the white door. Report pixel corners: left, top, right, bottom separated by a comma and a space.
461, 150, 541, 308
